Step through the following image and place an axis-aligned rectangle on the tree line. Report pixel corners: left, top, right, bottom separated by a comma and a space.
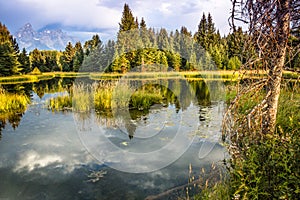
0, 4, 299, 76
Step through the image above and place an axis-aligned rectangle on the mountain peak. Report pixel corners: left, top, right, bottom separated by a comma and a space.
25, 23, 32, 28
14, 23, 76, 51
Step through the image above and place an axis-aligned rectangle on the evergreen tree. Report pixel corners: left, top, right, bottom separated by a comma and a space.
207, 13, 216, 46
73, 42, 84, 72
157, 28, 170, 50
180, 26, 192, 37
0, 23, 21, 76
179, 26, 193, 66
84, 34, 101, 56
60, 42, 75, 72
194, 13, 208, 49
119, 4, 138, 32
140, 17, 146, 29
18, 48, 30, 74
227, 27, 245, 61
139, 17, 152, 48
227, 56, 242, 70
81, 36, 105, 72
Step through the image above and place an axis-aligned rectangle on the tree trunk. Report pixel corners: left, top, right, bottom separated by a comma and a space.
262, 0, 290, 134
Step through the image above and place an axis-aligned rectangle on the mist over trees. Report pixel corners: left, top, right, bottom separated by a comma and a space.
0, 3, 299, 76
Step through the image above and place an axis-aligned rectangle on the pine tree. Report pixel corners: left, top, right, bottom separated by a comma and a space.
207, 13, 216, 46
60, 42, 75, 72
0, 23, 21, 76
18, 48, 30, 74
140, 17, 146, 29
84, 34, 101, 56
157, 28, 170, 50
119, 4, 138, 32
194, 13, 208, 49
227, 26, 245, 60
81, 36, 105, 72
73, 42, 84, 72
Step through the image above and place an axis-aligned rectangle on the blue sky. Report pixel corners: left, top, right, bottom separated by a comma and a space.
0, 0, 232, 41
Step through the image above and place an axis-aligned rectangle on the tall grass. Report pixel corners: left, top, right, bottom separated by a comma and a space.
48, 80, 170, 113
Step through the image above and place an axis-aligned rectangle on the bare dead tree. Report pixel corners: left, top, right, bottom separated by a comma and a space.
223, 0, 299, 157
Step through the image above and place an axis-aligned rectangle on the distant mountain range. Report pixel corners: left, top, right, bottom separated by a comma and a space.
14, 23, 77, 51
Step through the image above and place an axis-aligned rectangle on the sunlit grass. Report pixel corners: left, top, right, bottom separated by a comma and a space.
0, 70, 297, 84
48, 80, 170, 112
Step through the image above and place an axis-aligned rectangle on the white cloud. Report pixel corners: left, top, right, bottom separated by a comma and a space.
16, 0, 121, 30
0, 0, 232, 37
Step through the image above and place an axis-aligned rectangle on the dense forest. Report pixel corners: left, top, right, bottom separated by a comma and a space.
0, 3, 299, 76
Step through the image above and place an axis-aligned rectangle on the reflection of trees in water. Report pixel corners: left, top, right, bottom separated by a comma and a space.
32, 77, 75, 99
0, 112, 25, 140
74, 79, 212, 139
0, 77, 212, 140
0, 77, 77, 138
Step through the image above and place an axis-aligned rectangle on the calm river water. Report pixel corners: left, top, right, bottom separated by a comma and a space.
0, 77, 227, 199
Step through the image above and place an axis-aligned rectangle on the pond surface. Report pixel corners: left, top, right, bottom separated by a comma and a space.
0, 77, 227, 199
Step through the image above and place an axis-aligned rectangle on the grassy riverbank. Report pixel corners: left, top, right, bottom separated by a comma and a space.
0, 70, 298, 84
195, 81, 300, 199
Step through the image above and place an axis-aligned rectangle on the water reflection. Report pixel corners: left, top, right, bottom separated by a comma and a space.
72, 79, 214, 140
0, 77, 227, 199
0, 78, 76, 138
0, 77, 219, 140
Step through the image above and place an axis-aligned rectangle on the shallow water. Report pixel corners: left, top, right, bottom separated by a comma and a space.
0, 78, 227, 199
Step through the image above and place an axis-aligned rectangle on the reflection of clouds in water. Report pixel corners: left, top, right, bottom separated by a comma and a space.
0, 106, 96, 174
14, 150, 62, 172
